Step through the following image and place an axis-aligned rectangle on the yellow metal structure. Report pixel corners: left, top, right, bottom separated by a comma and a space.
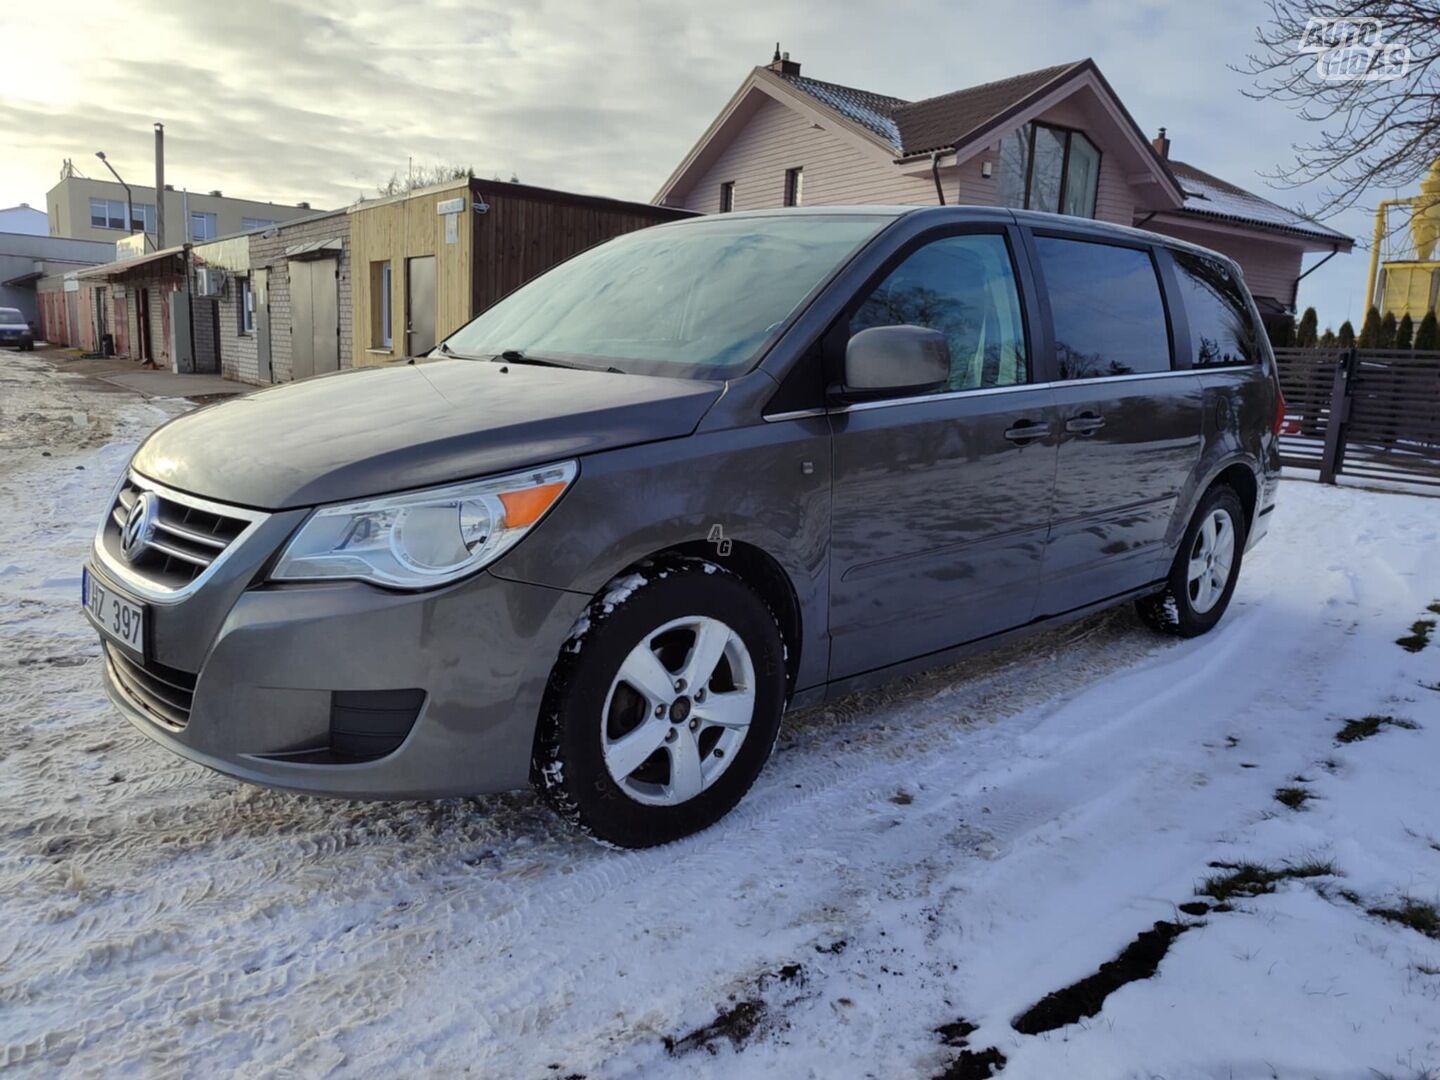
1368, 160, 1440, 320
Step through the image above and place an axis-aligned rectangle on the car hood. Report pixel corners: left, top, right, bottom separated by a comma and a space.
132, 359, 724, 509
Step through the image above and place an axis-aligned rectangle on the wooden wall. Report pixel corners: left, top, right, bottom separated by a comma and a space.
470, 182, 690, 313
348, 181, 473, 368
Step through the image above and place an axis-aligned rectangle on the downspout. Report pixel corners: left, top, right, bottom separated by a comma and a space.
931, 151, 946, 206
1296, 245, 1341, 284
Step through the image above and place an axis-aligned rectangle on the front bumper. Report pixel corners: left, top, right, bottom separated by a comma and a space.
93, 561, 588, 799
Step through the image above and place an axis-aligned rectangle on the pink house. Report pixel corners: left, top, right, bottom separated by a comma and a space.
656, 52, 1352, 337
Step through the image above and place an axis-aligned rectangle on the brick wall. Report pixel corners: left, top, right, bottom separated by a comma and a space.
245, 212, 352, 384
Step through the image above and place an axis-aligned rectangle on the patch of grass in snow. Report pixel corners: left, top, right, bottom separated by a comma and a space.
1274, 786, 1315, 811
1421, 681, 1440, 693
1200, 860, 1336, 902
933, 1047, 1007, 1080
932, 1019, 1007, 1080
1367, 898, 1440, 941
1396, 618, 1437, 653
1335, 715, 1420, 744
1429, 601, 1440, 616
1011, 920, 1190, 1035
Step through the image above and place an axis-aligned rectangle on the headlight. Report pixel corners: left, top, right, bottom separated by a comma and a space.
271, 461, 577, 590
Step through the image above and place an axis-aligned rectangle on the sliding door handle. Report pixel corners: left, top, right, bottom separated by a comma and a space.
1003, 420, 1050, 444
1064, 414, 1106, 436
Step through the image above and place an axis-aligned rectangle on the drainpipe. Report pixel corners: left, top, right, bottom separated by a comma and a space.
1296, 245, 1341, 284
930, 151, 947, 205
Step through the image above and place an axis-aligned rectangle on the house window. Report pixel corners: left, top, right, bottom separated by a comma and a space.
996, 123, 1101, 219
190, 212, 218, 241
719, 181, 735, 213
242, 217, 276, 231
784, 167, 803, 207
370, 261, 393, 349
238, 277, 254, 334
89, 198, 156, 232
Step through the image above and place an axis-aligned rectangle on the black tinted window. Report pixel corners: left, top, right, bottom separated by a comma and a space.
851, 233, 1028, 391
1034, 237, 1171, 378
1172, 251, 1260, 367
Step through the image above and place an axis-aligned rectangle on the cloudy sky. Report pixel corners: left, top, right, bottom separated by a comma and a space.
0, 0, 1394, 327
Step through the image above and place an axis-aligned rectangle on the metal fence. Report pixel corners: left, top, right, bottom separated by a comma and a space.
1274, 347, 1440, 489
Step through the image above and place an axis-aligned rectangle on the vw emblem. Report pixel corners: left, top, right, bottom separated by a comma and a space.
121, 491, 159, 562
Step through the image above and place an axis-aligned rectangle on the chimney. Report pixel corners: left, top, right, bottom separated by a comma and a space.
1152, 127, 1171, 160
209, 190, 223, 197
766, 43, 800, 77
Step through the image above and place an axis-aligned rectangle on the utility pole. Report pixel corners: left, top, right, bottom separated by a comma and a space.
154, 123, 166, 250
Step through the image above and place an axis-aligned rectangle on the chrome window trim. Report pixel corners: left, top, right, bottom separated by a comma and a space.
93, 471, 269, 604
766, 367, 1202, 419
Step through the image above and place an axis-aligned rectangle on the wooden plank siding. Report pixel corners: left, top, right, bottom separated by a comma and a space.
470, 182, 685, 313
349, 181, 474, 368
679, 94, 1138, 227
683, 97, 936, 213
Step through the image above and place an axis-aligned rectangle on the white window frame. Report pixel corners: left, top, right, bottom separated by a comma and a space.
239, 277, 255, 334
784, 167, 803, 207
190, 211, 218, 242
380, 262, 393, 348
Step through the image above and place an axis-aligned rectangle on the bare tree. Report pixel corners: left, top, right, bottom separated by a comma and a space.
1235, 1, 1439, 218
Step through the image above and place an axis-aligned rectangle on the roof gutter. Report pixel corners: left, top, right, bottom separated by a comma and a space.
931, 150, 947, 205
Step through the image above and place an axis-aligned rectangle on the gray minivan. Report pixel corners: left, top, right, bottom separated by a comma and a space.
86, 206, 1281, 847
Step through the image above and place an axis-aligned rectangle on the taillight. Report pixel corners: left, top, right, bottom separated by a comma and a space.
1273, 388, 1287, 436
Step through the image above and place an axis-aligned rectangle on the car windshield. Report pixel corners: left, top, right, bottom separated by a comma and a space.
0, 309, 23, 323
442, 214, 890, 378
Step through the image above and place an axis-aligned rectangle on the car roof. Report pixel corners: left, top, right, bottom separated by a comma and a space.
640, 204, 1247, 278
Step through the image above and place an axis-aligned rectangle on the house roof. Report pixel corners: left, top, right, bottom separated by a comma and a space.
775, 62, 1085, 159
1166, 160, 1352, 247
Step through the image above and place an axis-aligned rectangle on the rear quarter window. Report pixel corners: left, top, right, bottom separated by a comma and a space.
1170, 250, 1261, 367
1033, 236, 1172, 379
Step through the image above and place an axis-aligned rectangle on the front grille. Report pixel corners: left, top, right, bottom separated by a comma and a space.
106, 478, 252, 590
105, 643, 196, 731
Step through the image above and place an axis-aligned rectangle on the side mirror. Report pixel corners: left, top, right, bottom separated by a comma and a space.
838, 325, 950, 401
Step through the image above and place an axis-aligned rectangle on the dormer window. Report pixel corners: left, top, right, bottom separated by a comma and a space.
997, 122, 1100, 218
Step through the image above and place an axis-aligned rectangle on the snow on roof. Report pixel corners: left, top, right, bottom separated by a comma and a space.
780, 74, 907, 148
1169, 161, 1350, 245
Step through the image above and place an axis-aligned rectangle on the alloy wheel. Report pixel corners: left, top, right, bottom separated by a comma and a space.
601, 615, 756, 806
1187, 507, 1235, 615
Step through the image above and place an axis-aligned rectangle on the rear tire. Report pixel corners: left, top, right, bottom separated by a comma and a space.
532, 558, 786, 848
1137, 485, 1247, 638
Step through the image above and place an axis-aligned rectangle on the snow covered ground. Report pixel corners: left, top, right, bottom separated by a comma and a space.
3, 350, 1439, 1079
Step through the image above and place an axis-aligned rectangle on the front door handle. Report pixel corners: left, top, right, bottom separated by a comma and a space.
1003, 419, 1049, 444
1065, 413, 1106, 436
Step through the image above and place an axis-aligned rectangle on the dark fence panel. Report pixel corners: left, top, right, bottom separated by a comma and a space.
1274, 347, 1440, 489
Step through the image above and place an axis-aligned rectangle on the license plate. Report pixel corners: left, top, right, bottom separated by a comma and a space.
83, 567, 145, 654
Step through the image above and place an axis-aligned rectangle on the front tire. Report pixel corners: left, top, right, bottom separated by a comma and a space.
532, 558, 786, 848
1137, 485, 1247, 638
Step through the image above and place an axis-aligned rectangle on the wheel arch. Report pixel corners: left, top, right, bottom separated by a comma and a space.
621, 540, 804, 699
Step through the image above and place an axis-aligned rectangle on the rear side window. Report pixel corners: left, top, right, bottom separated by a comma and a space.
1033, 236, 1171, 379
850, 233, 1029, 391
1171, 250, 1260, 367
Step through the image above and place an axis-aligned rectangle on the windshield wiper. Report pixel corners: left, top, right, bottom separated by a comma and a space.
492, 348, 585, 370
